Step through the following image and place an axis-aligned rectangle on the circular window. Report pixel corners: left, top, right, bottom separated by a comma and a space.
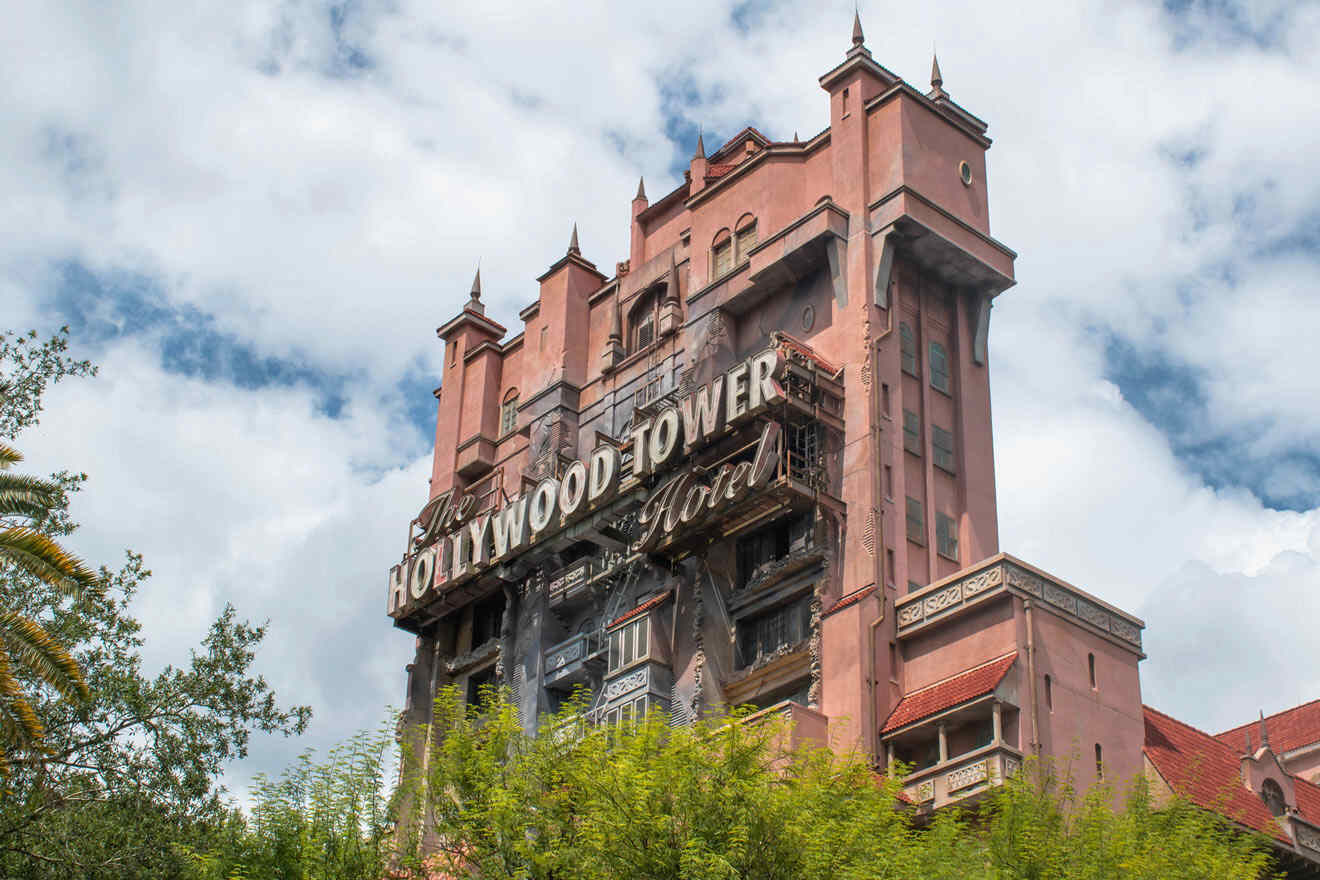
958, 161, 973, 186
802, 304, 815, 331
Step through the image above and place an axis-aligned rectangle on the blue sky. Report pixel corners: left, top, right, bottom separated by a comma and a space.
3, 0, 1318, 798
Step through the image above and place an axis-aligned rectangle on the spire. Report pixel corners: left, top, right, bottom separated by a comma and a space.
635, 176, 647, 201
608, 294, 622, 342
931, 51, 943, 90
793, 131, 800, 142
1259, 711, 1270, 749
851, 9, 865, 48
467, 266, 483, 314
568, 223, 580, 255
693, 129, 705, 159
665, 249, 681, 304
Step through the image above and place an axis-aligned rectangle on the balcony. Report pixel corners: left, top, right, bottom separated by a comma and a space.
899, 743, 1023, 809
546, 551, 627, 612
543, 630, 604, 693
455, 433, 497, 479
738, 699, 830, 753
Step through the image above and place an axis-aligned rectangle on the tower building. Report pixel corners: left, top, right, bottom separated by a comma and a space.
384, 18, 1320, 862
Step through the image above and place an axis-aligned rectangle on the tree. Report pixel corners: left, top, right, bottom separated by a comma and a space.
0, 437, 99, 771
382, 686, 1278, 880
0, 328, 312, 877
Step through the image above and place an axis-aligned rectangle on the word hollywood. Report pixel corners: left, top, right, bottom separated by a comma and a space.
388, 348, 788, 615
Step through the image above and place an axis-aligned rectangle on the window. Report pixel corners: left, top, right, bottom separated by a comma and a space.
884, 465, 894, 499
734, 217, 758, 263
932, 424, 955, 473
905, 496, 924, 545
500, 391, 519, 435
881, 382, 891, 416
603, 693, 657, 728
787, 422, 820, 482
712, 230, 734, 279
936, 512, 958, 560
929, 341, 951, 394
736, 516, 795, 588
1261, 778, 1287, 817
628, 288, 662, 354
885, 548, 895, 585
1088, 653, 1097, 689
607, 615, 650, 674
738, 594, 811, 667
472, 470, 502, 515
1094, 743, 1104, 781
900, 323, 918, 376
903, 409, 921, 456
1044, 674, 1054, 712
466, 664, 496, 707
472, 593, 505, 648
635, 375, 663, 409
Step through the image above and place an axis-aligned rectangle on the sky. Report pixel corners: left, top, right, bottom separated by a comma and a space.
2, 0, 1318, 799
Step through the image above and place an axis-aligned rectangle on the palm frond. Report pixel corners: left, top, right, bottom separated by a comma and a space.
0, 527, 99, 594
0, 612, 89, 701
0, 442, 21, 470
0, 472, 64, 519
0, 651, 46, 746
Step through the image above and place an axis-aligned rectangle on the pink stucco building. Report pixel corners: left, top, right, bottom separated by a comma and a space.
387, 16, 1320, 867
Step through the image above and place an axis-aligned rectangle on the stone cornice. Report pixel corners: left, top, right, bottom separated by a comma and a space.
895, 554, 1145, 655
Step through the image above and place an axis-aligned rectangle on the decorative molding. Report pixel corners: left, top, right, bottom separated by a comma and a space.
604, 668, 648, 702
915, 781, 934, 803
947, 759, 989, 793
895, 560, 1143, 651
1296, 823, 1320, 853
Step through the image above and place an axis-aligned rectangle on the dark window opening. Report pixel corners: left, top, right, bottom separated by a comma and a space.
1261, 778, 1287, 817
472, 593, 506, 648
1044, 674, 1054, 712
885, 548, 896, 585
1095, 743, 1104, 781
738, 594, 811, 667
466, 664, 496, 707
884, 464, 894, 499
881, 382, 891, 416
1088, 652, 1097, 689
736, 516, 801, 588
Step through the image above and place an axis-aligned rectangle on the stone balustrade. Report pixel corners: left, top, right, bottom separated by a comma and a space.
901, 744, 1023, 809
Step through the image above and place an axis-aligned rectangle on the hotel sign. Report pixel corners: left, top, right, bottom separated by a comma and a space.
388, 348, 788, 617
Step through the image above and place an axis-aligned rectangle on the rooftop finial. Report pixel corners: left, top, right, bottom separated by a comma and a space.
665, 248, 681, 304
467, 265, 484, 314
793, 131, 800, 142
635, 176, 647, 200
931, 50, 944, 90
694, 128, 706, 159
608, 294, 622, 342
1259, 711, 1270, 749
568, 223, 580, 255
852, 9, 865, 47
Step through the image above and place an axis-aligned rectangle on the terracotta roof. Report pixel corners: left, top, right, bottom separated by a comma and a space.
1297, 776, 1320, 825
609, 589, 672, 628
706, 163, 739, 179
1216, 699, 1320, 756
823, 586, 875, 617
881, 652, 1017, 734
774, 331, 840, 375
1142, 705, 1291, 842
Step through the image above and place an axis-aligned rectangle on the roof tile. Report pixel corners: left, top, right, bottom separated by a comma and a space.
1216, 699, 1320, 756
881, 652, 1017, 734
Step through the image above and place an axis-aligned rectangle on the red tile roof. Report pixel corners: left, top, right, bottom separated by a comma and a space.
1216, 698, 1320, 756
774, 331, 840, 375
1142, 705, 1290, 842
705, 163, 739, 179
823, 586, 875, 618
609, 589, 672, 628
881, 652, 1018, 734
1297, 775, 1320, 825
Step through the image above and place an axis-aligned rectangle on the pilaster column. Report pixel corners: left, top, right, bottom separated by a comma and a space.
938, 723, 948, 764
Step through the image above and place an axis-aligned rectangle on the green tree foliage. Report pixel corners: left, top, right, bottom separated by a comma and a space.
380, 686, 1277, 880
0, 328, 311, 877
177, 725, 397, 880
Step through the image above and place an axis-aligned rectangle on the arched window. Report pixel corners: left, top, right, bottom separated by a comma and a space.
628, 288, 661, 354
711, 228, 733, 279
1261, 778, 1286, 817
929, 341, 951, 394
500, 389, 519, 435
734, 214, 758, 264
899, 322, 918, 376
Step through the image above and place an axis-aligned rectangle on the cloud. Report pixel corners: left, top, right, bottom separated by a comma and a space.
2, 0, 1319, 785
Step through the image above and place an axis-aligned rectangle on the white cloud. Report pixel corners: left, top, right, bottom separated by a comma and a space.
2, 0, 1319, 778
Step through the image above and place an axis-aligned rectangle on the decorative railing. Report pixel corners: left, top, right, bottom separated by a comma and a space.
901, 744, 1023, 808
543, 630, 603, 690
546, 551, 626, 608
895, 555, 1143, 652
